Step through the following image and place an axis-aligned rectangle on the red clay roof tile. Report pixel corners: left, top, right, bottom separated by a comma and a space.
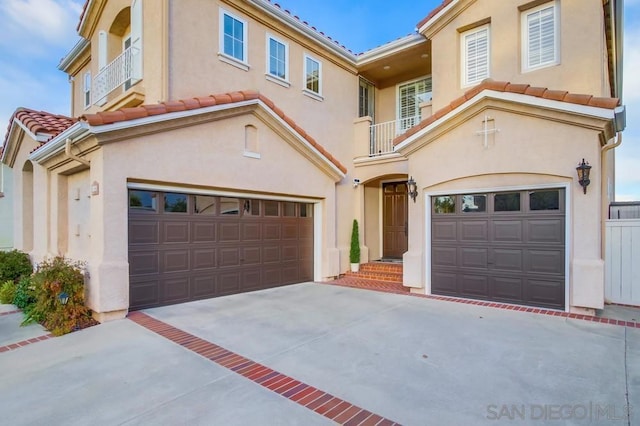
393, 79, 620, 147
417, 0, 455, 30
3, 108, 76, 149
78, 91, 346, 174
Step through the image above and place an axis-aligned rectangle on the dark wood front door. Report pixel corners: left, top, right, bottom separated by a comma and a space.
383, 182, 408, 259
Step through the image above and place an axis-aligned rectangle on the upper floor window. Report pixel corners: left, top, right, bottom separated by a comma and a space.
397, 77, 432, 132
359, 78, 375, 118
219, 9, 248, 68
303, 54, 322, 100
83, 71, 91, 109
522, 1, 559, 72
266, 34, 289, 85
461, 25, 490, 87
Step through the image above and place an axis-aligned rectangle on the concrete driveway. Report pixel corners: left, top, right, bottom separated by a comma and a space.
1, 282, 637, 425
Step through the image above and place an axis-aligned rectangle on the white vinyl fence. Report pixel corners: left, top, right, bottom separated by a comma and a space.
605, 220, 640, 306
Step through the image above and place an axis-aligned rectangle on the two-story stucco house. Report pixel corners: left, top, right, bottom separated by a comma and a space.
0, 0, 625, 321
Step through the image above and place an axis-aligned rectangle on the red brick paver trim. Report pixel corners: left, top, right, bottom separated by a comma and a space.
324, 279, 640, 329
0, 334, 54, 353
128, 311, 400, 426
0, 309, 21, 317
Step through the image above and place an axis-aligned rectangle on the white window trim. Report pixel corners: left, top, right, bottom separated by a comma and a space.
521, 1, 559, 73
218, 8, 249, 71
303, 54, 323, 101
83, 71, 91, 109
395, 75, 433, 121
460, 24, 490, 88
265, 33, 290, 87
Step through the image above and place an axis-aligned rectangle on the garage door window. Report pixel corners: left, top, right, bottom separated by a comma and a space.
194, 195, 216, 215
530, 190, 560, 210
300, 203, 313, 218
243, 199, 260, 216
264, 201, 279, 216
283, 202, 296, 217
220, 197, 239, 215
164, 193, 188, 213
434, 196, 455, 214
129, 190, 157, 212
462, 194, 487, 213
494, 192, 520, 212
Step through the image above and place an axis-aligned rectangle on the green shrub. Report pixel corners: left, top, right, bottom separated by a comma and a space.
13, 276, 36, 311
0, 280, 16, 304
26, 257, 91, 336
0, 250, 32, 283
349, 219, 360, 264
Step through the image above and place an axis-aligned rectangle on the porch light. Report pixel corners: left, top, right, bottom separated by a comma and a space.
57, 292, 69, 305
576, 159, 592, 194
407, 176, 418, 202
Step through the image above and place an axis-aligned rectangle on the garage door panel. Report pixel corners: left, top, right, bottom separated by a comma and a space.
433, 247, 457, 267
163, 277, 190, 302
431, 272, 458, 294
527, 219, 564, 244
264, 268, 282, 286
527, 249, 564, 274
164, 221, 190, 243
459, 221, 488, 242
300, 261, 313, 280
219, 273, 241, 295
129, 221, 159, 244
492, 249, 523, 272
493, 221, 523, 242
241, 269, 262, 291
163, 250, 190, 273
242, 247, 262, 265
219, 223, 240, 241
282, 245, 298, 261
283, 224, 298, 239
525, 278, 564, 308
242, 223, 261, 241
264, 224, 281, 240
129, 251, 159, 275
263, 246, 281, 263
433, 222, 456, 241
492, 276, 523, 301
460, 274, 488, 296
192, 248, 216, 269
281, 265, 299, 283
219, 248, 241, 267
192, 274, 217, 298
300, 222, 313, 239
130, 280, 160, 307
192, 222, 216, 242
460, 248, 488, 269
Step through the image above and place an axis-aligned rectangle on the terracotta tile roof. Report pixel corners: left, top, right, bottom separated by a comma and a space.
80, 90, 347, 174
77, 0, 89, 32
3, 108, 76, 149
417, 0, 455, 30
393, 79, 621, 146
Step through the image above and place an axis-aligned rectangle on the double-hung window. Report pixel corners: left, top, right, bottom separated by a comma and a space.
83, 71, 91, 109
397, 77, 432, 133
522, 1, 559, 71
303, 54, 322, 100
219, 9, 248, 69
461, 25, 490, 87
266, 34, 289, 85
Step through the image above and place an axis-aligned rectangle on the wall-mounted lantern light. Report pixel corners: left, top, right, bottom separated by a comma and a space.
57, 292, 69, 305
576, 159, 592, 194
407, 176, 418, 202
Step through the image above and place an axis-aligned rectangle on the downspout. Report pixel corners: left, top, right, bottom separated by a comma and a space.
65, 138, 90, 167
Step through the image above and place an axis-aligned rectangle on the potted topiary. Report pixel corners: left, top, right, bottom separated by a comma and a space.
350, 219, 361, 272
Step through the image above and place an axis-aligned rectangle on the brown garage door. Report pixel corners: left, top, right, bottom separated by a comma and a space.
128, 190, 314, 310
431, 189, 565, 309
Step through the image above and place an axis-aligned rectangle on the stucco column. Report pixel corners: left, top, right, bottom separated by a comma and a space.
353, 182, 369, 264
353, 116, 372, 159
403, 175, 424, 290
87, 152, 130, 322
31, 163, 49, 263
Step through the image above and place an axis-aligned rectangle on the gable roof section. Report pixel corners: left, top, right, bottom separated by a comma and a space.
394, 79, 622, 149
416, 0, 456, 30
1, 108, 76, 160
79, 90, 346, 175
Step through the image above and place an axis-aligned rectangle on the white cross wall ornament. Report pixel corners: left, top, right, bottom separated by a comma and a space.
475, 115, 500, 149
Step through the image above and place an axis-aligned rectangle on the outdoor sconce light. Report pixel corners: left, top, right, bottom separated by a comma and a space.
57, 292, 69, 305
407, 176, 418, 202
576, 159, 592, 194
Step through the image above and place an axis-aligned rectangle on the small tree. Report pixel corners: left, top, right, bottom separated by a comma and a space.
349, 219, 360, 264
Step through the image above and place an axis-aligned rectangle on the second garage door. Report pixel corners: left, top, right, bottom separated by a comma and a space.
431, 189, 565, 309
128, 190, 314, 310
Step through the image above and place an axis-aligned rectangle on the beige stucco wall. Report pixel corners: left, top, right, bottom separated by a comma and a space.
427, 0, 610, 112
400, 103, 608, 311
0, 164, 14, 250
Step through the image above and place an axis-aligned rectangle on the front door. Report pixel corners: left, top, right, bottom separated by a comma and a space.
383, 182, 408, 259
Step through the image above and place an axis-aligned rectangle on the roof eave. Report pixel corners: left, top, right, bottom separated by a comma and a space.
418, 0, 460, 35
58, 38, 90, 72
29, 122, 90, 164
356, 34, 427, 66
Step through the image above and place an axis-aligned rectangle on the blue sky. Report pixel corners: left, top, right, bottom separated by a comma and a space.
0, 0, 637, 200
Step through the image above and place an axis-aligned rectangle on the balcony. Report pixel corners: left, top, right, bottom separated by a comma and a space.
92, 45, 142, 107
369, 116, 420, 156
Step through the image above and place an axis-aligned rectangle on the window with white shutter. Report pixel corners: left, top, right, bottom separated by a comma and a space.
461, 25, 490, 87
522, 2, 558, 71
397, 77, 432, 133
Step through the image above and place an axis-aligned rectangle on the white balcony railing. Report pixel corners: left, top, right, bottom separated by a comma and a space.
369, 115, 420, 156
93, 47, 133, 105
